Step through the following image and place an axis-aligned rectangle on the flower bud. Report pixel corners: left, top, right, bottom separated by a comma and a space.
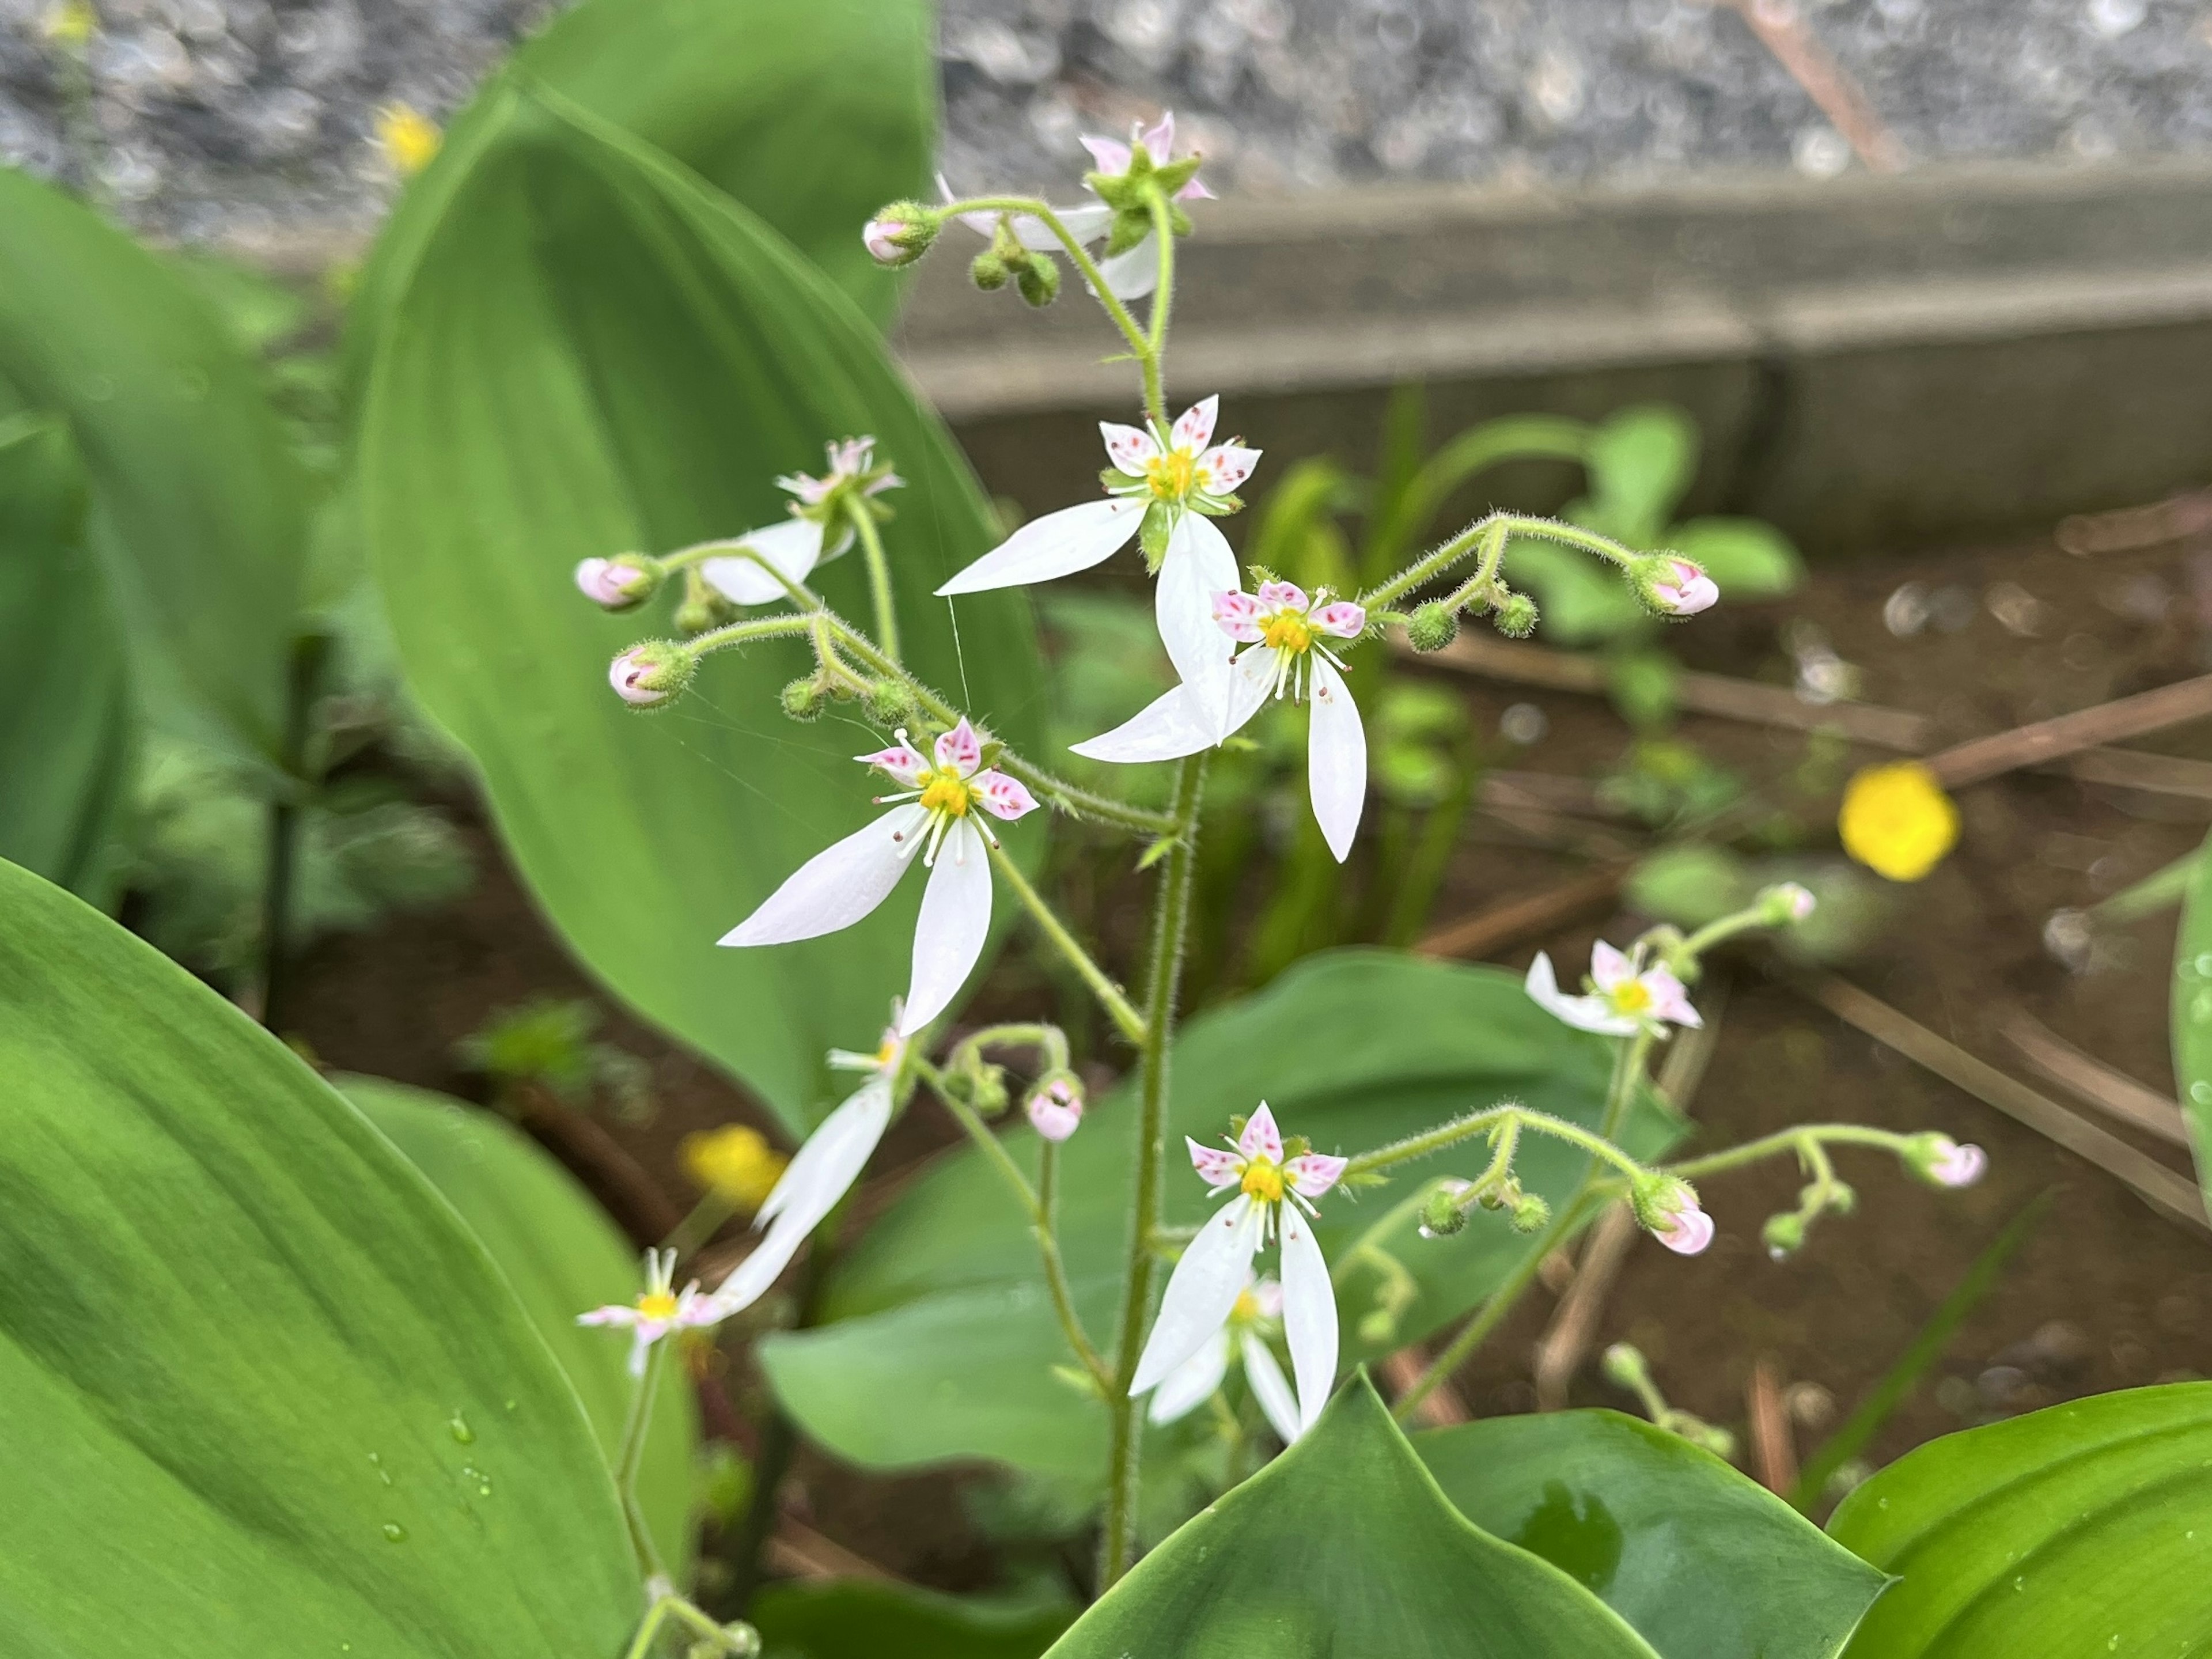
780, 677, 828, 722
1642, 556, 1719, 618
1760, 881, 1817, 926
1026, 1076, 1085, 1142
1406, 601, 1459, 653
1510, 1191, 1552, 1233
573, 555, 660, 611
1762, 1210, 1807, 1260
1600, 1342, 1649, 1391
862, 677, 918, 729
1418, 1180, 1472, 1238
862, 200, 937, 267
608, 641, 694, 709
968, 1062, 1011, 1118
1014, 253, 1060, 308
1633, 1175, 1714, 1255
970, 249, 1010, 291
1906, 1132, 1988, 1188
675, 586, 738, 637
1493, 590, 1539, 638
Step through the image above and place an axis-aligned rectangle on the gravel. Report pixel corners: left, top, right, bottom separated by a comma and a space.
6, 0, 2212, 242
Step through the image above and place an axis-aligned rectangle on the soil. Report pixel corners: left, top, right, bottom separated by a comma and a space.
283, 514, 2212, 1589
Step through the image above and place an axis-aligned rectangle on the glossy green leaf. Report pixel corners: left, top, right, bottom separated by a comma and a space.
1668, 516, 1804, 598
1419, 1410, 1887, 1659
0, 859, 637, 1655
361, 84, 1043, 1132
2169, 828, 2212, 1208
1047, 1376, 1661, 1657
341, 1076, 698, 1578
0, 413, 132, 903
0, 166, 307, 766
761, 950, 1679, 1478
753, 1580, 1075, 1659
1828, 1383, 2212, 1657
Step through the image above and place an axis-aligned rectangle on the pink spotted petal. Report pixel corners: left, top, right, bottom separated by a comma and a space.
1238, 1102, 1283, 1164
935, 718, 982, 776
1589, 940, 1634, 992
1255, 579, 1308, 612
1189, 1138, 1242, 1190
1081, 134, 1132, 174
1101, 421, 1160, 477
1196, 443, 1261, 495
1312, 601, 1366, 638
972, 768, 1039, 821
856, 737, 930, 788
1172, 396, 1219, 453
1214, 590, 1264, 642
1286, 1153, 1346, 1199
1141, 112, 1175, 161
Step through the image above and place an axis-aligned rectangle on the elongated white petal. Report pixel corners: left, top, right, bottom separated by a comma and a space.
1130, 1196, 1262, 1397
1524, 951, 1640, 1037
1278, 1200, 1339, 1431
935, 498, 1141, 596
719, 806, 922, 946
1097, 234, 1160, 301
1157, 513, 1243, 740
1008, 203, 1111, 250
1068, 684, 1218, 764
701, 518, 826, 605
1241, 1331, 1304, 1445
1146, 1333, 1231, 1426
708, 1075, 894, 1315
1307, 657, 1368, 863
901, 818, 991, 1035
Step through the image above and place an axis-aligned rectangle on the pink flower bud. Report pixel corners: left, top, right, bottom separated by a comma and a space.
608, 641, 693, 709
1651, 558, 1719, 617
861, 202, 937, 267
1639, 1179, 1714, 1255
1656, 1196, 1714, 1255
1026, 1078, 1084, 1142
574, 556, 658, 611
1927, 1136, 1987, 1188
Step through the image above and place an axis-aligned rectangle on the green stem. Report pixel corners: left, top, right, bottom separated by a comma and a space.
987, 839, 1147, 1046
1142, 193, 1176, 425
683, 612, 818, 654
1659, 1123, 1923, 1183
935, 195, 1154, 368
1100, 752, 1206, 1586
846, 501, 901, 665
615, 1339, 668, 1584
946, 1021, 1071, 1078
660, 1192, 736, 1262
1362, 512, 1641, 612
623, 1594, 759, 1659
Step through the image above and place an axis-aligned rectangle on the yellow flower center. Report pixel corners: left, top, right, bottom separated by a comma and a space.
1259, 611, 1315, 654
1839, 762, 1960, 882
637, 1291, 679, 1321
1608, 979, 1653, 1016
1145, 446, 1196, 502
875, 1037, 900, 1067
1240, 1158, 1286, 1203
917, 767, 975, 817
1230, 1289, 1261, 1324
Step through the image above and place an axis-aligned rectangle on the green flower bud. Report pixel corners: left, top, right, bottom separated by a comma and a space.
1494, 591, 1540, 638
608, 641, 695, 709
1758, 881, 1818, 927
863, 201, 938, 267
780, 677, 828, 722
1419, 1186, 1469, 1237
1014, 253, 1060, 308
1601, 1342, 1649, 1391
1406, 601, 1459, 653
1510, 1191, 1552, 1233
970, 250, 1009, 291
862, 677, 918, 728
1762, 1210, 1807, 1260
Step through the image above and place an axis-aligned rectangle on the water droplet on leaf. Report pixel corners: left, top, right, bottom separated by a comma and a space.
448, 1411, 475, 1445
380, 1522, 408, 1543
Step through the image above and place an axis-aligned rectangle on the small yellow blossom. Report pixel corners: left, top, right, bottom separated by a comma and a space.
43, 0, 97, 48
374, 103, 442, 178
681, 1125, 787, 1212
1839, 762, 1959, 881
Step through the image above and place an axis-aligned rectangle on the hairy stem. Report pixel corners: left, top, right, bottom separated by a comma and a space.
1362, 512, 1642, 612
846, 502, 901, 666
615, 1339, 668, 1584
1658, 1123, 1923, 1183
934, 194, 1153, 369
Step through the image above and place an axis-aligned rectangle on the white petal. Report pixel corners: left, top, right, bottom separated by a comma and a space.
719, 806, 922, 946
1241, 1331, 1304, 1445
935, 498, 1141, 596
901, 818, 991, 1035
1129, 1196, 1262, 1397
1146, 1334, 1231, 1426
1156, 513, 1243, 740
1097, 234, 1160, 301
700, 518, 825, 605
1100, 421, 1161, 478
1172, 395, 1219, 452
1010, 203, 1112, 250
1306, 658, 1368, 864
1068, 684, 1218, 764
1524, 951, 1639, 1037
708, 1075, 894, 1316
1278, 1201, 1339, 1431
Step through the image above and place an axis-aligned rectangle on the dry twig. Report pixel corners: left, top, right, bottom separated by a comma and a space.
1747, 1358, 1799, 1495
1923, 674, 2212, 790
2000, 1008, 2191, 1149
1414, 865, 1628, 962
766, 1518, 903, 1584
1380, 1345, 1469, 1427
1714, 0, 1907, 172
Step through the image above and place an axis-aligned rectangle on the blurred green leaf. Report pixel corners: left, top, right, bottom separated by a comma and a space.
1830, 1383, 2212, 1656
1505, 539, 1645, 645
1626, 843, 1748, 930
1668, 517, 1804, 598
360, 85, 1044, 1134
760, 950, 1679, 1480
0, 166, 309, 767
342, 1077, 699, 1578
1047, 1377, 1662, 1657
755, 1580, 1075, 1659
0, 414, 132, 903
0, 859, 638, 1654
1580, 406, 1698, 547
1419, 1410, 1887, 1659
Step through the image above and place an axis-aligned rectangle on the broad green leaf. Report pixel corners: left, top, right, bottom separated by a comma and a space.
0, 166, 308, 766
1581, 405, 1698, 547
1668, 516, 1804, 597
342, 1077, 698, 1579
753, 1580, 1075, 1659
1829, 1384, 2212, 1656
2169, 828, 2212, 1207
1506, 537, 1645, 645
0, 413, 132, 904
361, 84, 1044, 1132
760, 950, 1679, 1478
0, 859, 637, 1656
1418, 1410, 1887, 1659
1047, 1376, 1661, 1658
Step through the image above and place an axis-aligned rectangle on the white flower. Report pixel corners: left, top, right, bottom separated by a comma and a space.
1130, 1103, 1347, 1434
1525, 942, 1702, 1039
577, 1248, 724, 1376
698, 436, 899, 607
1072, 581, 1369, 862
941, 112, 1213, 302
936, 396, 1259, 740
719, 719, 1038, 1036
1146, 1273, 1304, 1446
698, 1017, 910, 1319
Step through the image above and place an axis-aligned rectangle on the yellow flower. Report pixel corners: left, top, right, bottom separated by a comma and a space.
681, 1125, 787, 1212
374, 103, 442, 178
43, 0, 97, 48
1839, 762, 1959, 881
